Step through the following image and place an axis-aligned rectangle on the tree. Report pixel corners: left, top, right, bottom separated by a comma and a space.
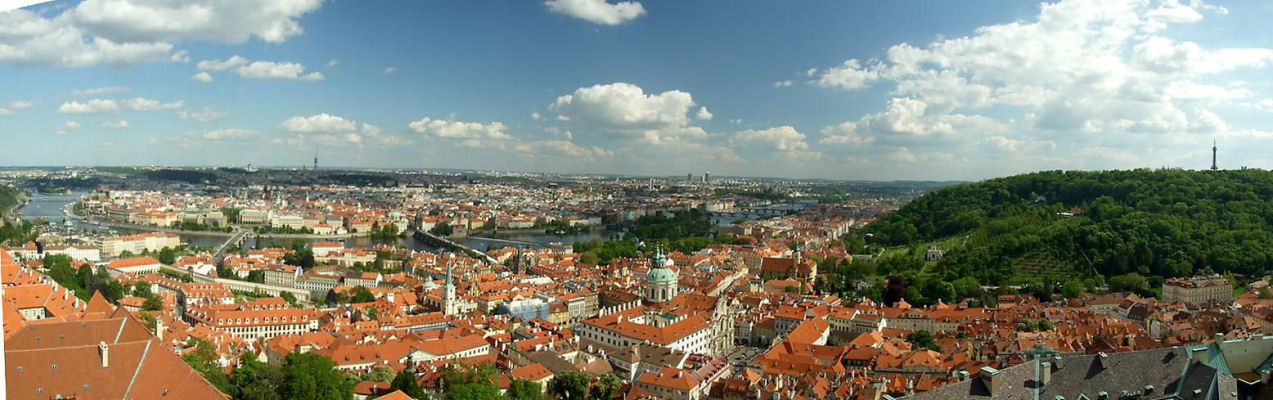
247, 269, 266, 283
906, 330, 941, 352
364, 365, 395, 383
143, 296, 164, 311
1061, 279, 1085, 299
350, 286, 375, 303
950, 276, 982, 300
133, 282, 153, 298
430, 222, 454, 236
1109, 273, 1151, 296
389, 369, 425, 399
589, 374, 622, 400
508, 379, 547, 400
443, 362, 501, 400
157, 246, 177, 265
137, 313, 158, 334
281, 291, 299, 306
233, 355, 285, 400
105, 281, 126, 302
182, 338, 220, 372
280, 352, 354, 400
548, 371, 591, 400
181, 338, 233, 394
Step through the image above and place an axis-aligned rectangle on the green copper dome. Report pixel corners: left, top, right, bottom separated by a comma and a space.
647, 266, 678, 284
647, 249, 677, 283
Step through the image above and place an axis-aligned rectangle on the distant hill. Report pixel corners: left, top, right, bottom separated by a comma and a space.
865, 169, 1273, 285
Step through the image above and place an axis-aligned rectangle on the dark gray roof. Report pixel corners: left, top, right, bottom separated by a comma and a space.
902, 361, 1037, 400
904, 347, 1238, 400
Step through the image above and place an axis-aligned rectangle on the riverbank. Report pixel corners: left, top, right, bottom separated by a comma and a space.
52, 196, 367, 240
80, 217, 369, 239
2, 188, 28, 223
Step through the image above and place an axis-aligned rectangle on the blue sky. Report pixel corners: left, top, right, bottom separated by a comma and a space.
1, 0, 1272, 180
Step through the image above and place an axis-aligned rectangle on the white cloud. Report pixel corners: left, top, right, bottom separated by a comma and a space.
71, 86, 129, 97
383, 66, 395, 75
0, 108, 10, 116
197, 55, 321, 81
805, 0, 1262, 176
327, 58, 339, 67
0, 0, 321, 68
56, 97, 182, 114
1189, 109, 1228, 133
56, 120, 81, 135
531, 112, 541, 120
731, 126, 810, 152
0, 10, 173, 68
69, 0, 322, 44
695, 106, 713, 121
814, 59, 882, 91
170, 49, 189, 63
177, 107, 228, 122
99, 119, 129, 129
234, 60, 323, 81
196, 55, 248, 71
201, 128, 259, 141
408, 117, 513, 147
819, 121, 873, 145
9, 100, 35, 109
279, 113, 358, 133
889, 147, 917, 162
772, 80, 792, 88
545, 0, 645, 26
273, 114, 398, 148
549, 82, 708, 143
514, 140, 613, 160
123, 97, 183, 110
191, 71, 214, 83
57, 99, 119, 114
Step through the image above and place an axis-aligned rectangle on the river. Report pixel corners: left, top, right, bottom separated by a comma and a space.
20, 190, 616, 252
19, 190, 86, 222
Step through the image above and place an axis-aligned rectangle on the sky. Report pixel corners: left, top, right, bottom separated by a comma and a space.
1, 0, 1272, 180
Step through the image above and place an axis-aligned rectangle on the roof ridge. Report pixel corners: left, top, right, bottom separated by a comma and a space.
4, 339, 153, 352
114, 318, 127, 343
121, 339, 153, 399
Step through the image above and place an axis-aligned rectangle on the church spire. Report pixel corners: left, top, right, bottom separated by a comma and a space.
443, 259, 457, 315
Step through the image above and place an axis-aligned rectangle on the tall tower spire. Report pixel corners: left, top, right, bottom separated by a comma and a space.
443, 260, 457, 315
1211, 140, 1218, 171
313, 145, 319, 171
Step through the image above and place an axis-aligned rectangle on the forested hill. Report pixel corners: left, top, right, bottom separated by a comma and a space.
865, 169, 1273, 285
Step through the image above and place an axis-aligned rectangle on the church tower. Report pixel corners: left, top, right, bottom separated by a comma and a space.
645, 249, 678, 303
443, 261, 457, 315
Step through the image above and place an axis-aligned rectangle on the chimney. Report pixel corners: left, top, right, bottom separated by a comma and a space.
1040, 362, 1052, 385
1097, 352, 1110, 370
980, 366, 1001, 395
1052, 355, 1064, 371
98, 341, 109, 368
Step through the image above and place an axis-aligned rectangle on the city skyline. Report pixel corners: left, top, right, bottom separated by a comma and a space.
2, 0, 1273, 180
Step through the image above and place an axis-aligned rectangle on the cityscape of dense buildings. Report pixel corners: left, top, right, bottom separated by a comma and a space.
2, 166, 1273, 400
5, 0, 1273, 399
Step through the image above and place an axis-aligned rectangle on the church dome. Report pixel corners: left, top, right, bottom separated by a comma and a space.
647, 265, 678, 284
